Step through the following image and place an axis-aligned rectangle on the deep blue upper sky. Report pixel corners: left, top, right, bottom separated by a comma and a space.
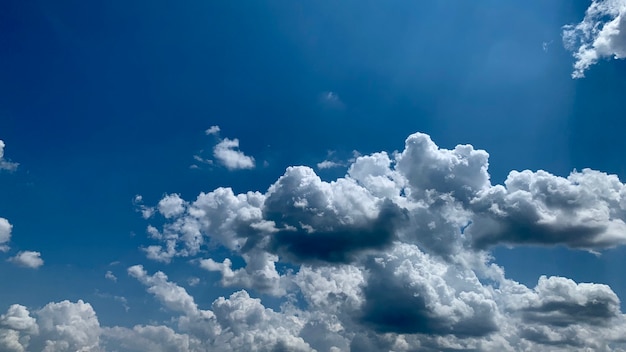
1, 0, 626, 332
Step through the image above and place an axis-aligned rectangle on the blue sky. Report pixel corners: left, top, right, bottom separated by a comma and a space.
2, 1, 626, 351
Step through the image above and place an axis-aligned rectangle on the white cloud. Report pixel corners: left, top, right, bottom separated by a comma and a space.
514, 275, 620, 327
124, 265, 313, 351
395, 132, 491, 202
0, 140, 18, 172
205, 125, 221, 136
157, 194, 186, 219
35, 300, 101, 352
6, 131, 626, 351
133, 131, 626, 350
360, 243, 500, 337
316, 160, 343, 169
0, 142, 17, 252
0, 218, 12, 251
133, 195, 155, 219
103, 325, 197, 352
469, 168, 626, 250
199, 249, 286, 296
105, 271, 117, 282
0, 304, 38, 352
0, 305, 38, 334
192, 154, 212, 165
0, 301, 102, 352
210, 290, 313, 351
8, 251, 44, 269
213, 138, 255, 170
562, 0, 626, 78
128, 265, 204, 317
195, 127, 255, 171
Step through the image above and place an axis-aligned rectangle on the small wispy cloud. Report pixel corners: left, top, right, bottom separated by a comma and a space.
205, 125, 221, 136
105, 270, 118, 282
0, 140, 19, 172
317, 160, 343, 169
542, 40, 553, 52
319, 91, 345, 109
316, 150, 360, 170
133, 195, 155, 219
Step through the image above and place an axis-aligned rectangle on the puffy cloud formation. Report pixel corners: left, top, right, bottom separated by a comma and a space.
125, 131, 626, 350
35, 300, 101, 352
123, 265, 312, 351
0, 304, 38, 352
0, 140, 18, 172
146, 132, 626, 263
8, 251, 44, 269
193, 126, 255, 170
158, 194, 186, 219
469, 168, 626, 249
563, 0, 626, 78
0, 300, 100, 352
4, 131, 626, 351
0, 218, 12, 252
213, 138, 255, 170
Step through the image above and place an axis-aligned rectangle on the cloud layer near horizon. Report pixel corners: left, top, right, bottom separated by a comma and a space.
4, 131, 626, 351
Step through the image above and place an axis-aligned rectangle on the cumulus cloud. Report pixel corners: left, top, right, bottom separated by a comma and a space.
7, 131, 626, 351
516, 276, 620, 328
469, 168, 626, 249
128, 130, 626, 350
0, 304, 38, 352
128, 265, 205, 317
124, 265, 313, 351
103, 325, 195, 352
195, 126, 256, 170
0, 140, 18, 172
0, 300, 101, 352
213, 138, 255, 170
563, 0, 626, 78
146, 131, 626, 268
157, 194, 186, 219
8, 251, 44, 269
35, 300, 101, 352
359, 243, 499, 337
0, 218, 12, 252
0, 140, 17, 252
199, 249, 287, 296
